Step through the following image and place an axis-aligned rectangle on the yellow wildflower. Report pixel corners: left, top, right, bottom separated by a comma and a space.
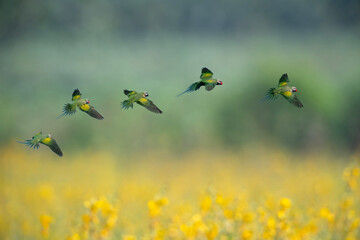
40, 214, 53, 238
242, 229, 253, 240
201, 195, 212, 212
267, 217, 276, 229
349, 218, 360, 231
242, 212, 255, 223
206, 222, 219, 240
40, 214, 53, 228
67, 233, 81, 240
280, 198, 291, 210
319, 208, 334, 223
224, 209, 234, 219
123, 234, 136, 240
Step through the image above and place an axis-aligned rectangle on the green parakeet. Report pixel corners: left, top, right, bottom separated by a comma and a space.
178, 67, 223, 96
58, 89, 104, 119
17, 132, 63, 157
121, 90, 163, 114
261, 74, 303, 108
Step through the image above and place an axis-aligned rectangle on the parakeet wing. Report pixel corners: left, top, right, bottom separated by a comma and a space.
124, 90, 137, 97
80, 104, 104, 119
278, 74, 289, 87
72, 88, 82, 101
205, 82, 216, 91
137, 98, 162, 114
200, 67, 213, 80
288, 95, 303, 108
41, 137, 63, 157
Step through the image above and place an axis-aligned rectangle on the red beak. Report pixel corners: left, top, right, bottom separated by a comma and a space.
294, 89, 297, 92
220, 81, 223, 85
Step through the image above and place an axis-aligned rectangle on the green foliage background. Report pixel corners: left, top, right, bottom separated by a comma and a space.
0, 0, 359, 154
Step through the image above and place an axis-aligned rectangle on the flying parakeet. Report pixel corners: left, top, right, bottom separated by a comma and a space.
58, 89, 104, 119
178, 67, 223, 96
260, 73, 303, 108
17, 132, 63, 157
121, 90, 163, 114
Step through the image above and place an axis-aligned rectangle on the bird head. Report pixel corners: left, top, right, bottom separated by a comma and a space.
144, 92, 149, 97
33, 131, 42, 139
85, 99, 90, 104
291, 87, 297, 92
217, 80, 223, 85
47, 134, 52, 138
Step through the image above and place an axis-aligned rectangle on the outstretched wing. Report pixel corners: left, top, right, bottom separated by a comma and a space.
41, 137, 63, 157
137, 98, 162, 114
79, 104, 104, 119
288, 95, 303, 108
57, 103, 77, 119
177, 81, 205, 96
278, 74, 289, 87
281, 91, 303, 108
124, 90, 137, 97
72, 88, 82, 101
200, 67, 213, 80
204, 80, 217, 91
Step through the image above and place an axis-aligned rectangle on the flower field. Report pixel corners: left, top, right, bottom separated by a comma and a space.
1, 146, 359, 240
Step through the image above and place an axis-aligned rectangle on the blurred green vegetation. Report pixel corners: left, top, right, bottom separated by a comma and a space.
0, 33, 359, 154
1, 0, 359, 40
0, 0, 359, 155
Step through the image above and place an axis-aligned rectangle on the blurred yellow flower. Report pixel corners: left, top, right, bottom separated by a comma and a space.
267, 217, 276, 229
319, 208, 334, 223
349, 218, 360, 231
123, 234, 136, 240
201, 195, 212, 212
224, 209, 234, 219
40, 214, 53, 228
242, 212, 255, 223
351, 167, 360, 177
67, 233, 81, 240
206, 222, 219, 240
241, 229, 253, 240
280, 198, 291, 210
40, 214, 53, 238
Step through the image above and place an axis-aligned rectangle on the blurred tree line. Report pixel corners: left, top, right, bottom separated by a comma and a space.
1, 0, 360, 41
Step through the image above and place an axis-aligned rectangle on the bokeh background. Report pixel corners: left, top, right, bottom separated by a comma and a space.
1, 1, 360, 239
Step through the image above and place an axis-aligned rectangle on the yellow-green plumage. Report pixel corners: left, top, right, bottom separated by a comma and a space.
121, 90, 162, 114
58, 88, 104, 120
17, 132, 63, 157
177, 67, 223, 96
260, 73, 303, 108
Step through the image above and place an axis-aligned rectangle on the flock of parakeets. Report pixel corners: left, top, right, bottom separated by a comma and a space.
18, 67, 303, 157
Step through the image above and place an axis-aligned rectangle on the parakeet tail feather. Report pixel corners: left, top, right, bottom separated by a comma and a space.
258, 87, 278, 102
17, 140, 39, 149
57, 103, 76, 119
121, 100, 133, 110
177, 82, 202, 97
